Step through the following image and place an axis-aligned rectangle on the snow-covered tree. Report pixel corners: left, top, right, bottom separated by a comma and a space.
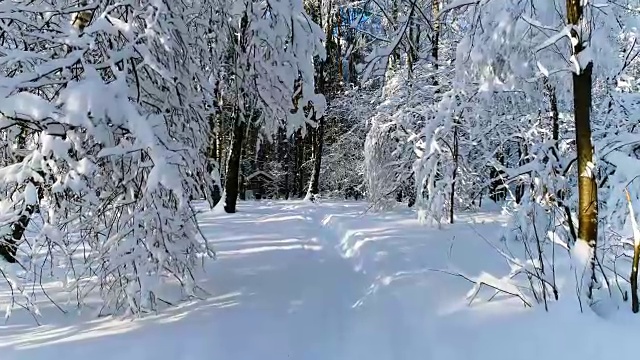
0, 0, 216, 315
219, 0, 326, 212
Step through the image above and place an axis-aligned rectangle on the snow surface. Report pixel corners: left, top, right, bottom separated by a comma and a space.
2, 200, 640, 360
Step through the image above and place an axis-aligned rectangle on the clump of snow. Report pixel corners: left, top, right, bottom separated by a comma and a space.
571, 239, 594, 301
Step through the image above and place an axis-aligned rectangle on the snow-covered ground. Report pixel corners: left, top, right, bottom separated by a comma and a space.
2, 200, 640, 360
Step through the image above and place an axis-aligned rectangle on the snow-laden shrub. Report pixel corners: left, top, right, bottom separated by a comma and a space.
0, 0, 214, 316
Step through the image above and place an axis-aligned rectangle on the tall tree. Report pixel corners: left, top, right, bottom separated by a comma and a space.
306, 0, 336, 200
566, 0, 598, 299
221, 0, 326, 212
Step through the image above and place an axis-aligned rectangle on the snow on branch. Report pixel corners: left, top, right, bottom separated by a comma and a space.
0, 0, 216, 317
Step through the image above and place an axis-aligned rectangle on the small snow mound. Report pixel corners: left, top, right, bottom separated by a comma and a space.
571, 240, 594, 284
211, 192, 227, 214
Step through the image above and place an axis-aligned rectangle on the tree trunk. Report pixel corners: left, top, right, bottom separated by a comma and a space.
0, 205, 34, 263
295, 129, 305, 197
217, 115, 225, 179
206, 115, 222, 206
567, 0, 598, 299
489, 151, 506, 202
278, 129, 290, 199
515, 143, 527, 204
407, 8, 416, 78
306, 1, 330, 201
224, 117, 246, 213
336, 11, 343, 82
449, 122, 458, 223
632, 236, 640, 313
625, 190, 640, 312
544, 79, 577, 242
390, 0, 399, 68
307, 114, 325, 198
432, 0, 440, 87
548, 83, 559, 143
0, 131, 40, 263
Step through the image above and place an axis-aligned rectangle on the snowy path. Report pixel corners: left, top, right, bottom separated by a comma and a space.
3, 200, 640, 360
195, 202, 370, 360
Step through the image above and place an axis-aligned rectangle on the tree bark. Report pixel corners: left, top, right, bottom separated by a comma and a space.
632, 236, 640, 313
278, 129, 290, 199
432, 0, 440, 87
0, 205, 34, 263
217, 115, 225, 178
449, 122, 458, 223
295, 129, 305, 197
305, 2, 330, 200
336, 11, 343, 82
515, 143, 527, 204
567, 0, 598, 299
625, 190, 640, 312
307, 114, 325, 198
489, 151, 506, 202
0, 131, 41, 263
390, 0, 399, 68
224, 117, 246, 213
548, 83, 559, 143
407, 8, 416, 78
